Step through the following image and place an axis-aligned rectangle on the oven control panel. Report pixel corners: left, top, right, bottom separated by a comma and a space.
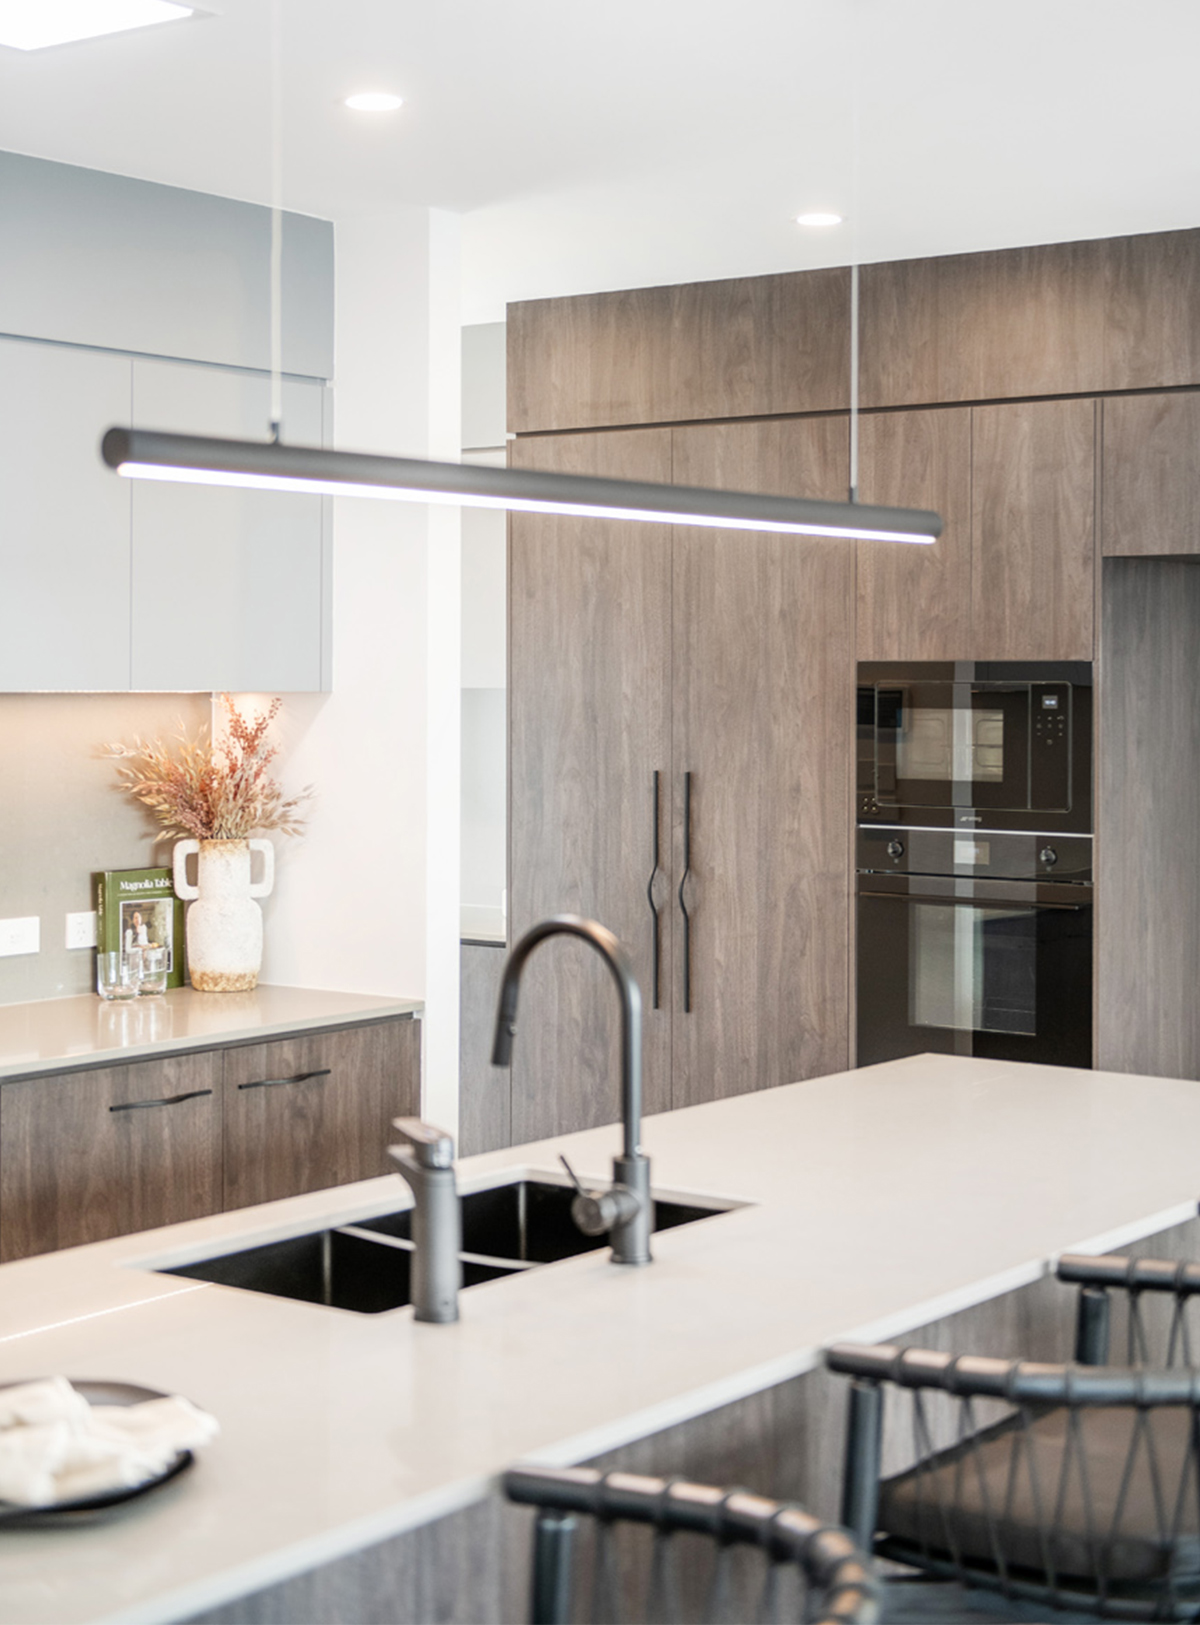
856, 826, 1092, 885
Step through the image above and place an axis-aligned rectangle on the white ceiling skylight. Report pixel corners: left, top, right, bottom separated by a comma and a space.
0, 1, 193, 52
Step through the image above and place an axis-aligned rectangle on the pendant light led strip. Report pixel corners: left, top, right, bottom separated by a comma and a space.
101, 429, 942, 544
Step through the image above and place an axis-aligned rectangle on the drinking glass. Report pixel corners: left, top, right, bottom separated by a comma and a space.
96, 951, 138, 1000
137, 945, 169, 997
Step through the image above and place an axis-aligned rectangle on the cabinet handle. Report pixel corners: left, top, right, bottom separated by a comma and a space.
678, 771, 693, 1014
110, 1089, 213, 1113
238, 1068, 333, 1091
646, 770, 662, 1009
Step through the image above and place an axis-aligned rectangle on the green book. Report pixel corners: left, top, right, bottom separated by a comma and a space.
93, 868, 186, 989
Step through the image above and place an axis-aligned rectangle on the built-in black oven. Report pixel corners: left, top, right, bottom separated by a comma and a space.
856, 662, 1093, 1069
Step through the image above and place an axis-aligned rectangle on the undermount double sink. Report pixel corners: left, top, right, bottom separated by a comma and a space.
162, 1178, 733, 1314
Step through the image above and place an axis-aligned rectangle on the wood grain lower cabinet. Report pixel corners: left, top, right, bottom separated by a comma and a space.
222, 1019, 420, 1208
0, 1052, 221, 1262
0, 1016, 420, 1261
1101, 392, 1200, 557
971, 398, 1097, 660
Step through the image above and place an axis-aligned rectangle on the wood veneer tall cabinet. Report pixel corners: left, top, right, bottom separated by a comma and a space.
856, 399, 1096, 661
508, 428, 674, 1143
508, 418, 852, 1140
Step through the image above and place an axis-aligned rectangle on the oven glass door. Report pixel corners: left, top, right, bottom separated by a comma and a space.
857, 888, 1092, 1069
874, 681, 1033, 812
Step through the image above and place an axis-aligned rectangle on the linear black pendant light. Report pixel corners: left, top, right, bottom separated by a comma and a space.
101, 428, 942, 544
101, 1, 941, 547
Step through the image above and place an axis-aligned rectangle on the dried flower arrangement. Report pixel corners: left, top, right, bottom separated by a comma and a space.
106, 695, 312, 841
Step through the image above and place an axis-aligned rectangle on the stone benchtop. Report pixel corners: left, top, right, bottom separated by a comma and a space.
0, 984, 422, 1082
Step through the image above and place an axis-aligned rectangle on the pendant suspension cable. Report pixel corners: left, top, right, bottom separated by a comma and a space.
849, 261, 860, 504
268, 0, 283, 441
848, 1, 862, 505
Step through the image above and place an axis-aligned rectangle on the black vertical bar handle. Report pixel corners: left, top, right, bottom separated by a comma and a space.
645, 771, 662, 1009
679, 771, 692, 1013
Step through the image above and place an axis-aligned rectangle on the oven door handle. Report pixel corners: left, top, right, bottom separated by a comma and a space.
857, 888, 1088, 912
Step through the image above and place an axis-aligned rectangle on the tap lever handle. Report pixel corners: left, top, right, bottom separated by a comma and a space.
560, 1152, 645, 1238
559, 1154, 587, 1197
392, 1117, 455, 1169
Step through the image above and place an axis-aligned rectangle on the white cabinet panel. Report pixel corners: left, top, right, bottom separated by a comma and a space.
130, 361, 328, 692
0, 338, 132, 691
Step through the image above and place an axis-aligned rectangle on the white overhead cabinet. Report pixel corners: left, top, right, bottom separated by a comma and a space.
0, 337, 133, 691
130, 360, 329, 692
0, 152, 335, 696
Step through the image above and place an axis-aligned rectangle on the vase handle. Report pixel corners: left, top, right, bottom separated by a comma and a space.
173, 840, 200, 901
249, 839, 275, 899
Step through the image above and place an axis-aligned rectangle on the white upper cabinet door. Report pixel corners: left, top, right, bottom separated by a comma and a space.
0, 337, 132, 691
130, 361, 328, 692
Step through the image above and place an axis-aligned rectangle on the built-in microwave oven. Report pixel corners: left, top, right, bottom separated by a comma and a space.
857, 661, 1093, 836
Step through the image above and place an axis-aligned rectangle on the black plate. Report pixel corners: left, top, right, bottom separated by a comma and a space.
0, 1379, 196, 1526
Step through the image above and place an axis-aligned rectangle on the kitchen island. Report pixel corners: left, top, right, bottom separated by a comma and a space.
2, 1052, 1199, 1625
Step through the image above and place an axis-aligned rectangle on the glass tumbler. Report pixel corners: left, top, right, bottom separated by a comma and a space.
97, 951, 138, 1000
137, 945, 169, 997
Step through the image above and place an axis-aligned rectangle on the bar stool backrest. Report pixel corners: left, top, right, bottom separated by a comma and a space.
1060, 1254, 1200, 1369
504, 1463, 881, 1625
828, 1341, 1200, 1622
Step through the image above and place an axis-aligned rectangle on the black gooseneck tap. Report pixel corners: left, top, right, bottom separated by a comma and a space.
492, 914, 651, 1266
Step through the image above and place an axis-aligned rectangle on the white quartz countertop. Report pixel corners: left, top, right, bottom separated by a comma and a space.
0, 985, 423, 1082
3, 1053, 1200, 1625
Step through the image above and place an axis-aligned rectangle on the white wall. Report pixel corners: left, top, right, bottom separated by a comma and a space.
459, 323, 508, 941
260, 208, 462, 1135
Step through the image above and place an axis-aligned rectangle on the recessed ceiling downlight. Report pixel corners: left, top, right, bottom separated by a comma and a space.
0, 0, 192, 51
345, 91, 404, 112
796, 212, 844, 228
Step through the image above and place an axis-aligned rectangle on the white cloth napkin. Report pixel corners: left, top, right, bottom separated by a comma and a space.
0, 1377, 218, 1506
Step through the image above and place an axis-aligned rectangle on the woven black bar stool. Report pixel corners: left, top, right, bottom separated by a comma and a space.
504, 1462, 881, 1625
827, 1342, 1200, 1621
1059, 1254, 1200, 1370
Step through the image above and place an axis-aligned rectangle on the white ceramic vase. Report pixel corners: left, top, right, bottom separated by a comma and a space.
173, 838, 275, 992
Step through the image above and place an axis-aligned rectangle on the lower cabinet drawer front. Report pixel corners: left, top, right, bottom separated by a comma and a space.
222, 1017, 420, 1208
0, 1054, 221, 1262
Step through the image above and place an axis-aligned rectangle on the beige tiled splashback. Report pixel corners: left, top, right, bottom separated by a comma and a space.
0, 692, 211, 1005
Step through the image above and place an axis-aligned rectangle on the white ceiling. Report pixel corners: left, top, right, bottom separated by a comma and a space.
2, 0, 1198, 322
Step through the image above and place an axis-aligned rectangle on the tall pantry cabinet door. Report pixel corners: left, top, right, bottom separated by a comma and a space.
971, 398, 1096, 659
0, 337, 132, 690
670, 419, 853, 1107
508, 429, 674, 1143
857, 408, 973, 659
129, 359, 328, 691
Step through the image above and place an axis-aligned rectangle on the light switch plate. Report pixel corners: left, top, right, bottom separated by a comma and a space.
66, 911, 97, 950
0, 916, 40, 957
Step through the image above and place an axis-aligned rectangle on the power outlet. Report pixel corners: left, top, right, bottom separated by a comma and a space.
0, 916, 40, 957
66, 911, 97, 950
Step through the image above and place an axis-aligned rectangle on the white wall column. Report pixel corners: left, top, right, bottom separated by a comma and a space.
260, 207, 462, 1138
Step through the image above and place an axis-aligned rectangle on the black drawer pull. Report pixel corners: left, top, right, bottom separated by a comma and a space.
110, 1089, 213, 1113
238, 1068, 333, 1091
